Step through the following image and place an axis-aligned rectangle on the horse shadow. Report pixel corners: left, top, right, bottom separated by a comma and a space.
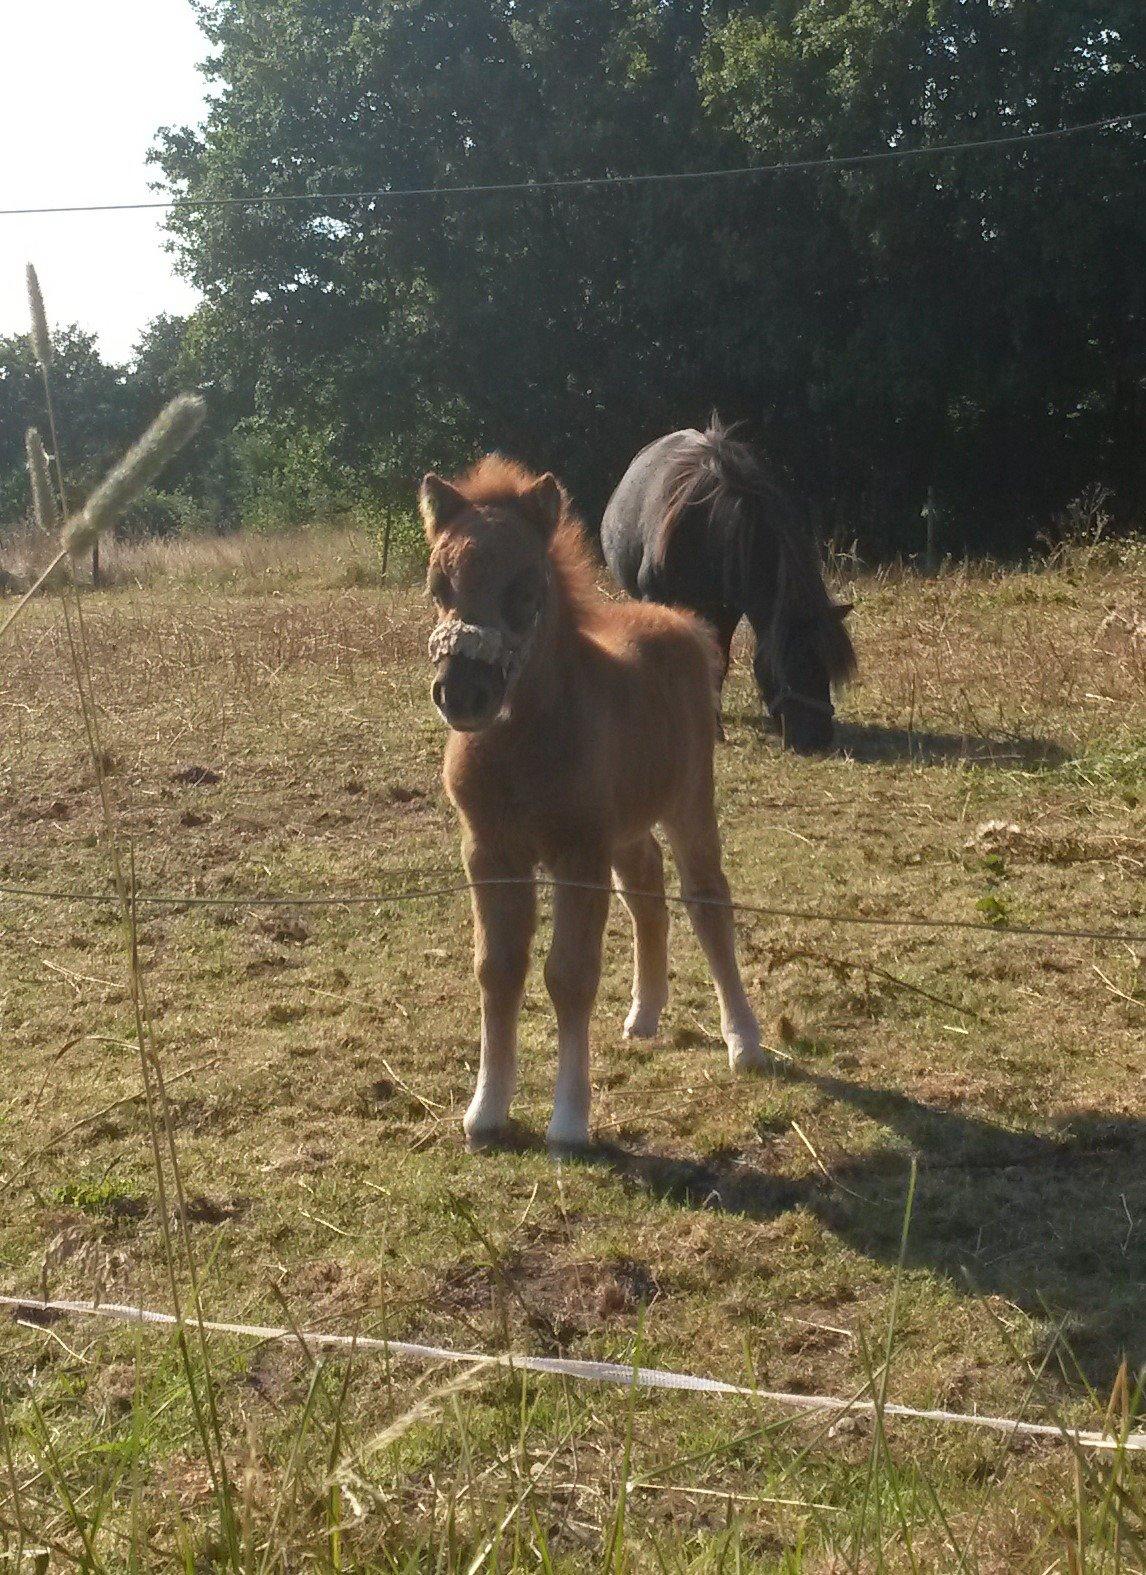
722, 712, 1069, 768
592, 1061, 1145, 1393
834, 721, 1071, 769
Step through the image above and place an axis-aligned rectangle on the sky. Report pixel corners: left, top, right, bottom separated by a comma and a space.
0, 0, 210, 363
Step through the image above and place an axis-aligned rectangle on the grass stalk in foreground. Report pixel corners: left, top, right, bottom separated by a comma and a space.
26, 261, 95, 585
15, 266, 242, 1568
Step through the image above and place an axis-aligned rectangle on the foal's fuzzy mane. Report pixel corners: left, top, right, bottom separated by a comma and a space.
453, 454, 599, 621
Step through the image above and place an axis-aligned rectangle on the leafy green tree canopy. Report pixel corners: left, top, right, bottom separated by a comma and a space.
0, 328, 138, 526
144, 1, 1145, 549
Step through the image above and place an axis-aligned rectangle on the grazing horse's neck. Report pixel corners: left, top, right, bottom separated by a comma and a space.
719, 503, 760, 621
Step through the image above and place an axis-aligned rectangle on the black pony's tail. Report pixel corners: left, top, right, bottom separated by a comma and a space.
657, 415, 856, 688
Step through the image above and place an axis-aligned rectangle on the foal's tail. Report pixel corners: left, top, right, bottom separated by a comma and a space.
656, 416, 856, 687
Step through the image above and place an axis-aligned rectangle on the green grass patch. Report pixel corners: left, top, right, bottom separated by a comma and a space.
0, 556, 1143, 1568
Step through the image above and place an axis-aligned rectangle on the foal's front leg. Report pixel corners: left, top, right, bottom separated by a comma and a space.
464, 844, 536, 1146
544, 861, 611, 1149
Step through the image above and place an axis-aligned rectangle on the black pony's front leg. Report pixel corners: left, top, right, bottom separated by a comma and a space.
701, 607, 740, 742
712, 608, 741, 685
748, 619, 778, 719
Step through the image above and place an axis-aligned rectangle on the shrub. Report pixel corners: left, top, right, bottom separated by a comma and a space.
118, 486, 213, 540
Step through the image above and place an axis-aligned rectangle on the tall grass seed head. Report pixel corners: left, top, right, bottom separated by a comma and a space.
25, 427, 60, 532
26, 264, 52, 367
63, 394, 207, 557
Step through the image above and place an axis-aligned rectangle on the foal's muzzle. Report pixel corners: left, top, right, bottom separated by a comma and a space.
428, 617, 536, 732
431, 652, 506, 731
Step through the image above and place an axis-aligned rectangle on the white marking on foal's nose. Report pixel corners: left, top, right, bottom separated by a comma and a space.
428, 618, 508, 667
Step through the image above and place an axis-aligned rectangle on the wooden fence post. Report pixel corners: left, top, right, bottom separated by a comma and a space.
381, 508, 392, 579
923, 488, 938, 575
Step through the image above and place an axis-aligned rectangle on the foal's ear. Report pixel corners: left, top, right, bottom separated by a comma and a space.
522, 473, 564, 538
833, 601, 854, 619
419, 474, 468, 539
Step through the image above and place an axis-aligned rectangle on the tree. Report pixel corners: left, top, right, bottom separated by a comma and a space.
155, 2, 740, 510
142, 0, 1144, 552
0, 328, 135, 532
700, 0, 1146, 548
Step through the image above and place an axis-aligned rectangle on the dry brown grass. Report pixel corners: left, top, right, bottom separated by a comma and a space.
0, 542, 1143, 1569
0, 523, 411, 594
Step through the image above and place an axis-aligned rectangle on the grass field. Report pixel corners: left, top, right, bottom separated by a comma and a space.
0, 536, 1143, 1570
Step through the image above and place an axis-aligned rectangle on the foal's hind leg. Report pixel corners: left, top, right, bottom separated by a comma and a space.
662, 809, 766, 1074
612, 834, 669, 1039
544, 859, 611, 1149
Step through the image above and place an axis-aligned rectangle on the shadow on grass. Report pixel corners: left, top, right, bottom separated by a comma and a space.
721, 712, 1070, 768
834, 721, 1071, 769
592, 1061, 1145, 1393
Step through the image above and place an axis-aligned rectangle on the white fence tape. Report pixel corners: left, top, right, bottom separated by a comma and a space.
2, 1295, 1142, 1454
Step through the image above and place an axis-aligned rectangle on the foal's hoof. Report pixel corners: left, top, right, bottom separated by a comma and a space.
727, 1034, 770, 1074
545, 1114, 591, 1154
464, 1124, 509, 1153
463, 1101, 512, 1151
623, 1001, 663, 1040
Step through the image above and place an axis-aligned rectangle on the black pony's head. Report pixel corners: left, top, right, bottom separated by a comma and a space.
655, 417, 858, 752
707, 426, 855, 753
758, 602, 855, 754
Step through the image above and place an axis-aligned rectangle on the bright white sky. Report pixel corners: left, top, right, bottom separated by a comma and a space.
0, 0, 210, 363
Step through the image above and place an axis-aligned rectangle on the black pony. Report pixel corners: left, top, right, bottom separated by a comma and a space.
600, 420, 856, 752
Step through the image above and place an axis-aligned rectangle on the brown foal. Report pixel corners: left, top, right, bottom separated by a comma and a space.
421, 455, 766, 1149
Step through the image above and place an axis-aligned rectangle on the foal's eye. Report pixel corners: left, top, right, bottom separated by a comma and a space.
502, 576, 537, 632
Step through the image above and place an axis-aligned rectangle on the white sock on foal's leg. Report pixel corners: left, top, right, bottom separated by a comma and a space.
463, 1041, 517, 1144
547, 1020, 593, 1149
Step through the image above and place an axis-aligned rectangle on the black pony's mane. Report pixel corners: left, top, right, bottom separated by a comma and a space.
656, 417, 856, 686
